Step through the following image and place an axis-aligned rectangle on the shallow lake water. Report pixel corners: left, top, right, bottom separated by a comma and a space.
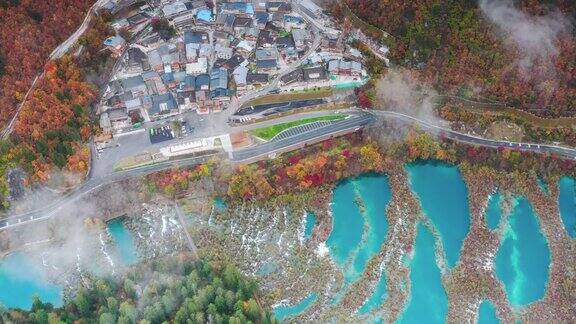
0, 162, 559, 319
273, 293, 318, 321
357, 269, 387, 315
108, 218, 138, 265
558, 177, 575, 238
477, 299, 499, 324
0, 253, 62, 310
398, 223, 448, 324
495, 197, 550, 308
485, 192, 502, 230
406, 162, 470, 268
327, 175, 391, 305
303, 211, 316, 239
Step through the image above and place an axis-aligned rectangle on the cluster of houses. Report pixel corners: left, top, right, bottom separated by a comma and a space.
99, 0, 368, 134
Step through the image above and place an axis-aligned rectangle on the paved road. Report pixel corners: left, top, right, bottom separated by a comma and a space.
3, 109, 576, 230
233, 113, 373, 161
0, 75, 41, 139
0, 113, 372, 230
0, 154, 217, 230
49, 0, 110, 59
371, 110, 576, 159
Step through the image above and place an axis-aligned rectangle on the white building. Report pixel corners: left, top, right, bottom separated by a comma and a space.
216, 46, 233, 60
162, 0, 188, 19
186, 57, 208, 75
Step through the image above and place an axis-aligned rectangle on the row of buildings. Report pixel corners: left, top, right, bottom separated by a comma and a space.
99, 0, 367, 134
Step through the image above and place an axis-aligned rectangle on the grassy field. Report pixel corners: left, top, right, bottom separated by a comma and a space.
250, 114, 346, 140
241, 88, 333, 108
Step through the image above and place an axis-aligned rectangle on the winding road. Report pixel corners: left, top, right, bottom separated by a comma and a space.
2, 109, 576, 230
372, 110, 576, 159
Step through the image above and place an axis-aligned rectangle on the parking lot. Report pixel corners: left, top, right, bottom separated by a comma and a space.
149, 125, 175, 144
148, 117, 199, 144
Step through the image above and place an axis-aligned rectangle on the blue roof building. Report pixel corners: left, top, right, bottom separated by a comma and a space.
195, 74, 210, 90
184, 30, 208, 44
220, 2, 254, 15
149, 93, 177, 116
104, 35, 125, 48
161, 72, 174, 84
283, 15, 304, 23
255, 12, 270, 25
257, 59, 277, 69
211, 88, 230, 99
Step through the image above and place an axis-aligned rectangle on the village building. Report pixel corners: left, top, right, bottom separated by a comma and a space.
120, 75, 148, 97
186, 57, 208, 74
103, 35, 126, 57
328, 59, 363, 76
149, 93, 178, 119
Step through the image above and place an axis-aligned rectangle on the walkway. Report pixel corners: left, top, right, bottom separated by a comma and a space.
174, 203, 198, 260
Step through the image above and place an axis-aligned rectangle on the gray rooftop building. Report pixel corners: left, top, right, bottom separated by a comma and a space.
210, 68, 228, 90
149, 93, 178, 116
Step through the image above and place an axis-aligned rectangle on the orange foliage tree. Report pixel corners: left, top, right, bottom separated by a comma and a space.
0, 0, 94, 128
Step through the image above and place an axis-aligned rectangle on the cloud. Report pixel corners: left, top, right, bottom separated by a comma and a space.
0, 184, 130, 291
479, 0, 572, 75
375, 69, 439, 125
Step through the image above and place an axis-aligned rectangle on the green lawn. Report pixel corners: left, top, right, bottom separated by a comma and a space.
250, 114, 346, 140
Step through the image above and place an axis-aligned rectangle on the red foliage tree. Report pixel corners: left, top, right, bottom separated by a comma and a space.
0, 0, 93, 128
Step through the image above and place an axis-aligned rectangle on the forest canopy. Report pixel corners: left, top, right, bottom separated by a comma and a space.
337, 0, 576, 117
0, 255, 278, 324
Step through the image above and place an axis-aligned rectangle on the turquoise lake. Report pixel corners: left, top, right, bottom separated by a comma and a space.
477, 300, 499, 324
273, 293, 318, 321
0, 253, 62, 310
326, 175, 390, 303
326, 178, 365, 266
107, 219, 138, 265
0, 162, 560, 318
398, 223, 448, 324
406, 163, 470, 268
558, 177, 575, 238
303, 212, 316, 239
485, 192, 502, 230
495, 198, 550, 307
213, 197, 227, 211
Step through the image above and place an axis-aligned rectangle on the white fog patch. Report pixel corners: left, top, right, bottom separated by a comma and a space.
479, 0, 572, 76
375, 69, 441, 125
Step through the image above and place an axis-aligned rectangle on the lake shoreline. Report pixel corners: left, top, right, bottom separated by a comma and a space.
1, 135, 574, 321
